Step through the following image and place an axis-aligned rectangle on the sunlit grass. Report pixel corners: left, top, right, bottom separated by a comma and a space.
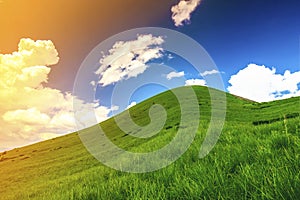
0, 86, 299, 199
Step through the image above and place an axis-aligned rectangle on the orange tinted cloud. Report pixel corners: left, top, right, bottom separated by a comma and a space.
0, 0, 173, 90
0, 39, 115, 151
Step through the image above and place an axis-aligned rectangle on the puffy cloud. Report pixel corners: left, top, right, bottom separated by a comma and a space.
49, 110, 76, 130
95, 104, 118, 124
90, 80, 96, 86
126, 101, 137, 109
96, 34, 164, 86
200, 69, 222, 77
3, 108, 51, 125
228, 63, 300, 102
74, 99, 118, 130
0, 38, 113, 151
171, 0, 201, 27
185, 78, 206, 86
166, 71, 185, 80
0, 38, 58, 89
15, 66, 51, 88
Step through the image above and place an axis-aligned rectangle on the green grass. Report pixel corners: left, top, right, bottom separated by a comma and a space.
0, 86, 299, 199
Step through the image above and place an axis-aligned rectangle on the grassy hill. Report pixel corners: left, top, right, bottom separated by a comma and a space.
0, 86, 299, 200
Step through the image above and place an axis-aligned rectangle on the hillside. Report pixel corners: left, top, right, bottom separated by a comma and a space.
0, 86, 299, 199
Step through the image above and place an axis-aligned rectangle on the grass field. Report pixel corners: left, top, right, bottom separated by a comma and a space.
0, 86, 299, 199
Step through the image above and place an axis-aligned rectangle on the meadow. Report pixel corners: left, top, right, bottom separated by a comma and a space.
0, 86, 299, 199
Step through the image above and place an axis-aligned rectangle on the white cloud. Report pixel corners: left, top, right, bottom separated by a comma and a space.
171, 0, 201, 27
166, 71, 185, 80
3, 108, 51, 125
95, 34, 164, 86
0, 38, 114, 151
90, 80, 96, 86
167, 54, 174, 60
126, 101, 137, 109
228, 63, 300, 102
185, 78, 206, 86
200, 69, 221, 77
95, 104, 119, 123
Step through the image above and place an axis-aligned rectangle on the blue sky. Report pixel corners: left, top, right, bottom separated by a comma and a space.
91, 0, 300, 111
171, 0, 300, 85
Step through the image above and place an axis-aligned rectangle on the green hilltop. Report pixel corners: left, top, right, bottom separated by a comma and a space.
0, 86, 299, 199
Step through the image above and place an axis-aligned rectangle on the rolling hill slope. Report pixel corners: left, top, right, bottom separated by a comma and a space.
1, 86, 299, 199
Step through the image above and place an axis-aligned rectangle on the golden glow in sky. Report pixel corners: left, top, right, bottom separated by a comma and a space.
0, 0, 172, 151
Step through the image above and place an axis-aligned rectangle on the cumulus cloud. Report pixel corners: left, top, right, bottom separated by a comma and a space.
126, 101, 137, 109
96, 34, 164, 86
3, 108, 51, 125
0, 38, 113, 151
200, 69, 222, 77
228, 63, 300, 102
185, 78, 206, 86
73, 99, 118, 130
166, 71, 185, 80
171, 0, 201, 27
90, 80, 96, 86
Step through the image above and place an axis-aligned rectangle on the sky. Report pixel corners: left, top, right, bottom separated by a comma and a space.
0, 0, 300, 151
